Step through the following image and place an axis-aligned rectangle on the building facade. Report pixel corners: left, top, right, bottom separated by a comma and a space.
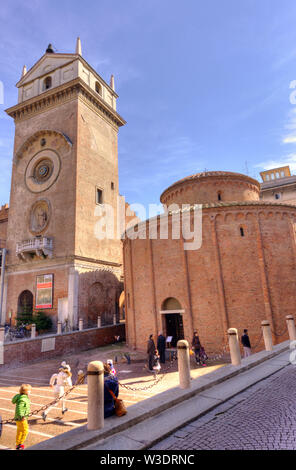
260, 165, 296, 205
123, 171, 296, 353
0, 40, 128, 329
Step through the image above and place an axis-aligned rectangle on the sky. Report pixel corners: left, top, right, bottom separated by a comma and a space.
1, 0, 296, 213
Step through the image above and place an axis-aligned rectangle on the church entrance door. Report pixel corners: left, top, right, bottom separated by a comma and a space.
165, 313, 184, 347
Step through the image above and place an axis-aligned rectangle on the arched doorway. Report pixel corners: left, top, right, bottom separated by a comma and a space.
17, 290, 33, 323
161, 298, 184, 347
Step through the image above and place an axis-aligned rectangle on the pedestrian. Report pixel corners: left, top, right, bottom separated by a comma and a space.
42, 361, 72, 421
241, 329, 252, 357
12, 383, 32, 450
104, 363, 119, 418
147, 334, 156, 371
157, 331, 166, 364
107, 358, 117, 376
152, 349, 161, 374
192, 331, 206, 366
200, 346, 208, 364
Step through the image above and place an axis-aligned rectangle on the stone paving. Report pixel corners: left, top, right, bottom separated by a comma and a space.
151, 364, 296, 450
0, 343, 227, 449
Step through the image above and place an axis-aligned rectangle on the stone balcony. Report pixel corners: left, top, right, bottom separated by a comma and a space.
16, 237, 53, 260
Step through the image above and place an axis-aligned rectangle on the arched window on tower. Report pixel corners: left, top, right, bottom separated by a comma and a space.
95, 81, 102, 96
217, 191, 222, 201
240, 227, 245, 237
43, 76, 52, 91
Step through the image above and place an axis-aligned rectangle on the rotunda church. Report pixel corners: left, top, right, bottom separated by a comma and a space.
123, 171, 296, 353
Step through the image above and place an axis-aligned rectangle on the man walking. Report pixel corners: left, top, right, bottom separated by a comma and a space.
147, 334, 156, 371
241, 329, 252, 357
157, 332, 166, 364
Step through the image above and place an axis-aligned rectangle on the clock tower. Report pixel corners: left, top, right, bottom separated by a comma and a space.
3, 38, 126, 328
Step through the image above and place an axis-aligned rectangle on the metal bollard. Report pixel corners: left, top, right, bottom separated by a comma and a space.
261, 320, 273, 351
57, 322, 62, 335
97, 316, 101, 328
0, 327, 4, 344
227, 328, 241, 366
286, 315, 296, 341
31, 324, 36, 339
87, 361, 104, 431
79, 318, 83, 331
113, 314, 117, 325
177, 339, 191, 389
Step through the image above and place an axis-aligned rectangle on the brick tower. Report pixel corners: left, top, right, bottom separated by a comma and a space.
2, 39, 126, 328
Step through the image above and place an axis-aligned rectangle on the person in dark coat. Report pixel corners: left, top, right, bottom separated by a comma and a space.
147, 334, 156, 371
241, 329, 252, 358
103, 363, 119, 418
192, 331, 204, 365
157, 332, 166, 364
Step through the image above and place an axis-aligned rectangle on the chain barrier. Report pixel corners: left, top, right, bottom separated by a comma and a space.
0, 374, 86, 426
249, 330, 263, 352
118, 353, 178, 392
200, 341, 230, 363
270, 325, 288, 337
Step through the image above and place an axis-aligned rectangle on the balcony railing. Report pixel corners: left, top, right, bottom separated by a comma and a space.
16, 237, 53, 260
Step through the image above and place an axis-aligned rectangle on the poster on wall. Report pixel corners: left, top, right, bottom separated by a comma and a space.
36, 274, 53, 309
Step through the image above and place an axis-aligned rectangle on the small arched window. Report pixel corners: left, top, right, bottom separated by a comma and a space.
217, 191, 222, 201
43, 76, 52, 90
95, 81, 102, 96
240, 227, 245, 237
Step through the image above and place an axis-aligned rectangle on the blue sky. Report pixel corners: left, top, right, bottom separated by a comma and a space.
1, 0, 296, 211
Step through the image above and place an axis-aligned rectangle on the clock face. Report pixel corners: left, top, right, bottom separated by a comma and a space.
25, 149, 61, 193
34, 159, 54, 183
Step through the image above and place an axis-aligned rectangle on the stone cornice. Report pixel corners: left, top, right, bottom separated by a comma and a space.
160, 171, 260, 202
5, 78, 126, 128
6, 253, 122, 272
16, 53, 118, 98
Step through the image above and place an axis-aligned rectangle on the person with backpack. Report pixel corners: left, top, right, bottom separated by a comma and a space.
42, 361, 72, 421
104, 363, 119, 418
12, 383, 32, 450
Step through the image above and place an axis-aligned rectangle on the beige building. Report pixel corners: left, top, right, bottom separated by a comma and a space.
0, 39, 128, 328
260, 165, 296, 205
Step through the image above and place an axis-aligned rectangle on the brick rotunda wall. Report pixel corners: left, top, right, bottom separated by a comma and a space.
160, 172, 260, 207
123, 203, 296, 355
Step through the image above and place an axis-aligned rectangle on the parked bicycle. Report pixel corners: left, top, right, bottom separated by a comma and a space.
4, 325, 30, 342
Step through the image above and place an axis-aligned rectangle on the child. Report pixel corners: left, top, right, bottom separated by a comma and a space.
152, 349, 161, 374
107, 359, 117, 376
12, 384, 32, 450
200, 346, 208, 366
42, 362, 72, 421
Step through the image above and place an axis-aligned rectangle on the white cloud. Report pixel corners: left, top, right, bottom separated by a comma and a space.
254, 153, 296, 173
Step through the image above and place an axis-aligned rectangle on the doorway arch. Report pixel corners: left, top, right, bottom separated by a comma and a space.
17, 290, 33, 321
161, 297, 184, 347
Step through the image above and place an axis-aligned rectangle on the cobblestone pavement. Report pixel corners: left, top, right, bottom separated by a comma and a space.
151, 364, 296, 450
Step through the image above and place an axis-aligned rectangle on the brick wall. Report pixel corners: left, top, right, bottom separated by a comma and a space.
123, 204, 295, 354
1, 323, 125, 370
